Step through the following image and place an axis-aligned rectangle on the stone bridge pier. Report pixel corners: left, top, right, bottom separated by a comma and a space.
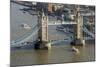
71, 6, 85, 46
34, 12, 51, 50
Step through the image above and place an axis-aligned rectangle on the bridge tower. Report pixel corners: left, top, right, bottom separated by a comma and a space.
34, 11, 51, 49
71, 5, 85, 46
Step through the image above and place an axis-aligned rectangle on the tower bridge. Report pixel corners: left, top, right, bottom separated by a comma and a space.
11, 2, 95, 49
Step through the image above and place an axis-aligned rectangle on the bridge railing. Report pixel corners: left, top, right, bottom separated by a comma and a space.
11, 24, 40, 46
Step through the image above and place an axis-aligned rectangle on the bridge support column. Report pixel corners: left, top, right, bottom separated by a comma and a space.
71, 38, 85, 46
71, 6, 85, 46
34, 12, 51, 50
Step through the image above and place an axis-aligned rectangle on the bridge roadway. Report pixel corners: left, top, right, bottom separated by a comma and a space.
11, 22, 95, 47
81, 12, 95, 16
48, 21, 77, 25
11, 24, 40, 47
83, 27, 95, 38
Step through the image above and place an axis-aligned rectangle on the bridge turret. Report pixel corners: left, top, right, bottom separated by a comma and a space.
71, 5, 85, 46
34, 11, 51, 49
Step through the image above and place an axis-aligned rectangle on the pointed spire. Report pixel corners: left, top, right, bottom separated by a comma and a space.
42, 11, 45, 16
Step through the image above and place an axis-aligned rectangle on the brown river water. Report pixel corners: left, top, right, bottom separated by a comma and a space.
11, 43, 95, 66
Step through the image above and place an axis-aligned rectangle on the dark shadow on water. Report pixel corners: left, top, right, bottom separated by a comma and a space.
11, 44, 35, 50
